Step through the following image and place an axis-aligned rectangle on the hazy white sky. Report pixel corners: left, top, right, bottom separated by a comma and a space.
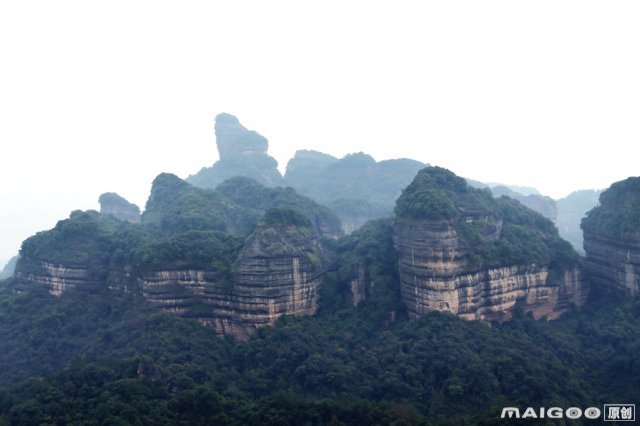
1, 1, 639, 264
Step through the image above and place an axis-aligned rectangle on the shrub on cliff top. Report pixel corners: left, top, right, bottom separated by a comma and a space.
581, 176, 640, 238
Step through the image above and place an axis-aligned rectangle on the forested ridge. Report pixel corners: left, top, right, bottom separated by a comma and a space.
1, 229, 639, 424
2, 171, 639, 424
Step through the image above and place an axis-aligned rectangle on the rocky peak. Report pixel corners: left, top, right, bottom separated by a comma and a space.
214, 113, 268, 160
582, 177, 640, 297
187, 114, 283, 189
99, 192, 141, 223
393, 166, 587, 321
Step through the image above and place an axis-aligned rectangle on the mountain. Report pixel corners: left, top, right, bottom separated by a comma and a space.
490, 185, 558, 222
582, 177, 640, 297
187, 113, 284, 189
99, 192, 141, 223
556, 189, 602, 254
394, 167, 588, 321
0, 255, 18, 280
284, 150, 426, 233
13, 175, 339, 339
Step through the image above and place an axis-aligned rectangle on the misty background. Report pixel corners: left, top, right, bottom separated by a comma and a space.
1, 1, 639, 266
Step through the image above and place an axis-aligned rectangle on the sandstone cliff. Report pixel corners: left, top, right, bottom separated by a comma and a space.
394, 167, 588, 321
14, 178, 330, 340
582, 177, 640, 297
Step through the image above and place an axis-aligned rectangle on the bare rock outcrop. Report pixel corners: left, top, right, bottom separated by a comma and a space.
187, 113, 284, 188
394, 167, 588, 321
582, 177, 640, 297
139, 212, 324, 340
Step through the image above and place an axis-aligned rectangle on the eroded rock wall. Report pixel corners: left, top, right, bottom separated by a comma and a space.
394, 218, 588, 321
583, 232, 640, 297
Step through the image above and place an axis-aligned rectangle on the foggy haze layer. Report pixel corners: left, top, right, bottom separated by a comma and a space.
1, 1, 638, 262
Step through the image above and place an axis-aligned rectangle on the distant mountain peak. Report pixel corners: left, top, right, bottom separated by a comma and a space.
214, 113, 268, 160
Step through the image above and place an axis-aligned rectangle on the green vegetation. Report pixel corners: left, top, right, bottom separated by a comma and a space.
397, 167, 580, 271
320, 219, 401, 319
284, 151, 426, 232
395, 166, 494, 220
216, 176, 342, 237
1, 277, 639, 424
17, 174, 337, 280
582, 177, 640, 238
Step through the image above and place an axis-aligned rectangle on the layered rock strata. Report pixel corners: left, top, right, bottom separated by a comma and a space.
583, 233, 640, 297
14, 262, 100, 296
139, 222, 323, 340
394, 219, 587, 321
394, 167, 588, 321
581, 177, 640, 297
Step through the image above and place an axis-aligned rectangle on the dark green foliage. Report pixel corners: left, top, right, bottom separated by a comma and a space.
142, 173, 244, 235
17, 174, 340, 281
582, 177, 640, 238
216, 176, 342, 237
1, 278, 639, 424
262, 208, 312, 229
18, 211, 125, 278
397, 167, 580, 271
395, 166, 494, 220
320, 219, 402, 320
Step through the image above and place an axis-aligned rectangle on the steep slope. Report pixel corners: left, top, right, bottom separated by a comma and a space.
582, 177, 640, 296
13, 175, 334, 339
99, 192, 141, 223
394, 167, 587, 321
0, 255, 18, 280
215, 176, 342, 238
556, 189, 601, 254
187, 113, 284, 188
490, 185, 558, 222
285, 150, 426, 233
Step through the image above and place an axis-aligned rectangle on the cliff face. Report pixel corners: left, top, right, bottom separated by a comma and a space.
583, 234, 640, 297
582, 177, 640, 297
394, 167, 588, 321
394, 218, 586, 320
14, 262, 100, 296
14, 199, 326, 340
138, 220, 323, 340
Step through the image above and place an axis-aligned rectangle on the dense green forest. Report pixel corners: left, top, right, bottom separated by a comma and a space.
3, 170, 639, 424
1, 274, 639, 424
